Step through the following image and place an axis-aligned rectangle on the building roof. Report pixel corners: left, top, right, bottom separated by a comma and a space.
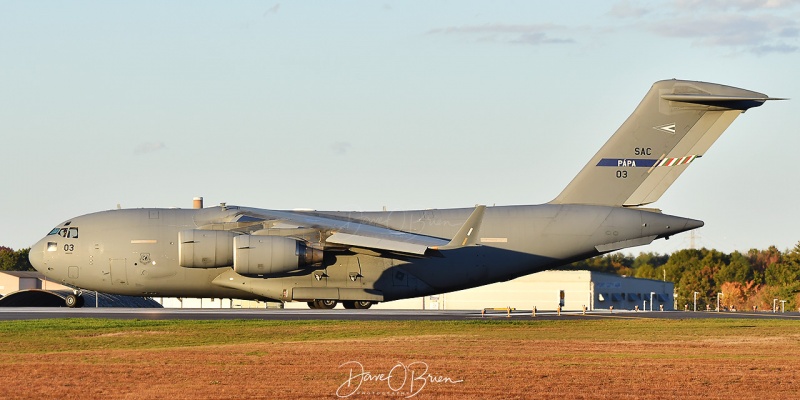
0, 271, 45, 279
0, 289, 163, 308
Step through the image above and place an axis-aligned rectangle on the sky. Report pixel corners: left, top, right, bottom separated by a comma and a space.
1, 1, 798, 256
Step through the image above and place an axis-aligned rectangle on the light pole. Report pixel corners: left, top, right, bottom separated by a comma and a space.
650, 292, 655, 312
717, 292, 722, 312
780, 300, 787, 313
694, 292, 699, 312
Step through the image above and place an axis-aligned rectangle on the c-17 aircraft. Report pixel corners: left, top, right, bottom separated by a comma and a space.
29, 80, 781, 309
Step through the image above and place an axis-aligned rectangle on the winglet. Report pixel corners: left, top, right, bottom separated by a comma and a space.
431, 205, 486, 250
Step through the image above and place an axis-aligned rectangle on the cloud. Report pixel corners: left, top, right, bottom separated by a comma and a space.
428, 23, 574, 45
649, 13, 799, 54
134, 142, 166, 155
751, 42, 799, 54
672, 0, 797, 11
331, 141, 351, 155
608, 0, 651, 18
511, 32, 574, 45
263, 3, 280, 16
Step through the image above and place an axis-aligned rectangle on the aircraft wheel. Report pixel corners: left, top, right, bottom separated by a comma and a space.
65, 294, 83, 308
307, 301, 318, 309
353, 301, 372, 310
76, 295, 86, 308
315, 299, 337, 309
343, 301, 372, 309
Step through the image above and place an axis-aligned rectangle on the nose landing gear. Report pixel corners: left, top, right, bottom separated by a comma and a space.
65, 291, 85, 308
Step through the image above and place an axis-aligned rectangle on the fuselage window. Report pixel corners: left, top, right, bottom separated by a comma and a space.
48, 228, 60, 235
59, 228, 68, 237
68, 227, 79, 238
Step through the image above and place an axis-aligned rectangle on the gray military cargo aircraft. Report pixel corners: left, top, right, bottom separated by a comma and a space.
29, 80, 781, 309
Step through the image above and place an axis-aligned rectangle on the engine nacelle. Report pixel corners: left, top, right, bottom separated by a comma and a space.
233, 235, 322, 276
178, 230, 235, 268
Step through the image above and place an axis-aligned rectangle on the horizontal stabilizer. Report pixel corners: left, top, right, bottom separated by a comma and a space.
661, 93, 785, 110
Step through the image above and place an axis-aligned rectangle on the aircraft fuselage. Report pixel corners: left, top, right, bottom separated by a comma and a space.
29, 204, 700, 304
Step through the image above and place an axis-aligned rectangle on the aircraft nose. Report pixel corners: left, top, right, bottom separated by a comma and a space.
28, 238, 46, 272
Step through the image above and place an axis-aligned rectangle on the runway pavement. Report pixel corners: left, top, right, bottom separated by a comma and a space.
1, 307, 799, 321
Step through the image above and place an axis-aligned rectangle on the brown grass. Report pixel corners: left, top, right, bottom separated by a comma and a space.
0, 319, 799, 399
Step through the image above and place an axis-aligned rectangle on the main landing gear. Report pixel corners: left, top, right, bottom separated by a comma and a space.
342, 300, 372, 309
65, 292, 85, 308
306, 300, 373, 309
307, 299, 337, 309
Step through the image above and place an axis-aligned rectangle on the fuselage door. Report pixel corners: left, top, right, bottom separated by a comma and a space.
110, 259, 128, 285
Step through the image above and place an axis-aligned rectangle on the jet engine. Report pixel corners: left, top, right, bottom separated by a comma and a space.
233, 235, 323, 276
178, 230, 235, 268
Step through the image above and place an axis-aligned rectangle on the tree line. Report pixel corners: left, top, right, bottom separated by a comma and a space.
569, 243, 800, 312
0, 246, 33, 271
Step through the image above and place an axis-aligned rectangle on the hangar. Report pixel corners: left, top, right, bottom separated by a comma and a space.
0, 271, 162, 308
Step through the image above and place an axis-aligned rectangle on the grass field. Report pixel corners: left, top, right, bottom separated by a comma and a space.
1, 318, 799, 399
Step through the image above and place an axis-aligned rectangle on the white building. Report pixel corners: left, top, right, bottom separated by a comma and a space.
282, 270, 675, 311
0, 271, 72, 295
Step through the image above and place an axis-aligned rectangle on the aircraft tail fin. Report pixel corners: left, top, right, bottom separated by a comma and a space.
550, 79, 782, 207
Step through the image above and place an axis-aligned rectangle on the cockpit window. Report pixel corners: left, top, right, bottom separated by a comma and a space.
49, 227, 78, 238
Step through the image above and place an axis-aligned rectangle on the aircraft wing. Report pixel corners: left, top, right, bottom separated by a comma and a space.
234, 207, 451, 255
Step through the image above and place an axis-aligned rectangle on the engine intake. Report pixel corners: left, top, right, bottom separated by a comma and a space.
233, 235, 322, 276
